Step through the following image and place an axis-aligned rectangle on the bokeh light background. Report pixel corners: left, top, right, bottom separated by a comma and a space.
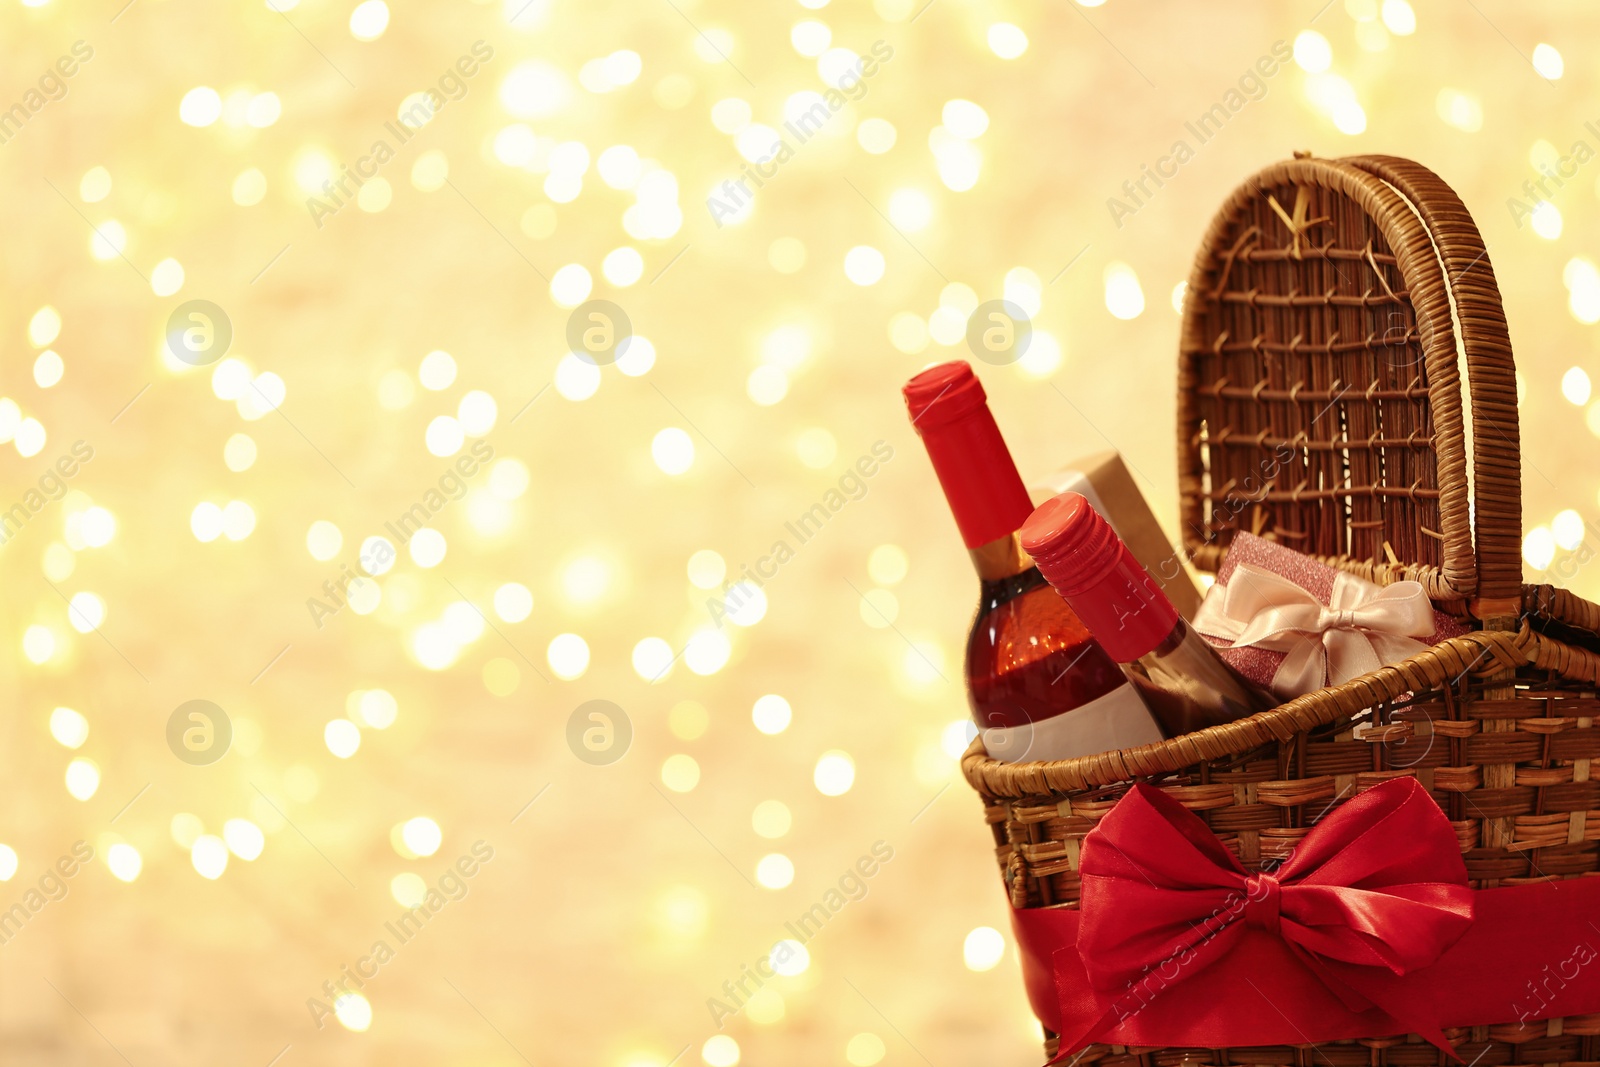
3, 0, 1599, 1062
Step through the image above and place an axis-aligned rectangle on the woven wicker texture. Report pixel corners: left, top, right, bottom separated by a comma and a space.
963, 155, 1600, 1063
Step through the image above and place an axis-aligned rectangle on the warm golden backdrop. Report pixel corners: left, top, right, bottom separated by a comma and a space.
1, 0, 1597, 1063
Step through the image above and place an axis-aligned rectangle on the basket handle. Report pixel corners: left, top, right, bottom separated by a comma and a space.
1344, 155, 1523, 622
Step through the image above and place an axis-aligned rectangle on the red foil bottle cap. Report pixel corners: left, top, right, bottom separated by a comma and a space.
1020, 492, 1179, 662
903, 361, 1034, 550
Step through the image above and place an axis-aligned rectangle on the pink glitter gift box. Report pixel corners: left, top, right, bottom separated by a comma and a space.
1195, 532, 1470, 697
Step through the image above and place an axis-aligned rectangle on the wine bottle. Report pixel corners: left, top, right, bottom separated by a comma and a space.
903, 361, 1165, 762
1020, 492, 1277, 735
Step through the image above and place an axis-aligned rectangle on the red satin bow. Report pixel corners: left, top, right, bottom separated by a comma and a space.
1065, 777, 1474, 1055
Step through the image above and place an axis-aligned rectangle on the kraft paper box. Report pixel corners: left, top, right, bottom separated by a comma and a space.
1030, 450, 1203, 620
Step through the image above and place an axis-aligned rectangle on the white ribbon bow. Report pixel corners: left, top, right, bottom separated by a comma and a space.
1192, 563, 1436, 699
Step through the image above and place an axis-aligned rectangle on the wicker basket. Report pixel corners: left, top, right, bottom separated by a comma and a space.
961, 153, 1600, 1064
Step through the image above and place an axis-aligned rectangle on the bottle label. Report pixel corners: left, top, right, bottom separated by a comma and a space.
981, 682, 1163, 763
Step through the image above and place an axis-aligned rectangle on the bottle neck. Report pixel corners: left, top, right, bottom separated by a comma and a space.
969, 531, 1034, 582
909, 391, 1036, 551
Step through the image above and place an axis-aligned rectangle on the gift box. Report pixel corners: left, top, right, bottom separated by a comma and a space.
1030, 449, 1203, 620
1191, 532, 1470, 700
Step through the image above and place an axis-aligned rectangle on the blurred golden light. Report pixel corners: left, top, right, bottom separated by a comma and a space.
752, 694, 792, 735
668, 700, 709, 740
1532, 42, 1564, 79
1103, 262, 1145, 320
942, 100, 989, 140
844, 246, 886, 286
792, 20, 831, 57
79, 166, 111, 202
632, 637, 675, 681
684, 627, 730, 675
192, 835, 228, 879
348, 0, 389, 41
1554, 510, 1586, 551
963, 926, 1005, 971
755, 853, 795, 889
846, 1033, 887, 1066
42, 543, 74, 582
657, 884, 709, 938
409, 528, 447, 567
867, 545, 908, 586
411, 150, 449, 191
232, 168, 268, 206
692, 27, 736, 64
324, 719, 362, 759
493, 583, 534, 622
0, 845, 17, 882
357, 178, 392, 213
401, 817, 442, 857
701, 1035, 740, 1067
50, 707, 89, 749
660, 754, 700, 793
501, 60, 571, 118
66, 592, 104, 633
179, 86, 222, 127
415, 354, 456, 395
425, 415, 466, 457
711, 97, 752, 134
550, 263, 594, 307
28, 305, 60, 346
1532, 202, 1563, 240
358, 689, 399, 729
223, 819, 266, 861
747, 366, 789, 406
22, 625, 56, 665
88, 219, 127, 261
988, 23, 1028, 59
752, 800, 791, 839
412, 622, 458, 670
888, 312, 929, 355
563, 555, 612, 604
1016, 331, 1062, 380
15, 417, 46, 457
602, 247, 644, 287
171, 813, 205, 849
221, 501, 256, 541
334, 993, 372, 1032
901, 640, 947, 685
652, 428, 695, 475
33, 351, 63, 389
1524, 526, 1556, 571
106, 843, 141, 883
391, 872, 427, 908
442, 601, 486, 645
686, 549, 726, 589
489, 457, 530, 499
1562, 368, 1592, 406
556, 354, 602, 400
1381, 0, 1416, 33
813, 751, 854, 796
246, 92, 281, 128
942, 719, 978, 759
151, 258, 185, 297
887, 188, 933, 232
547, 633, 590, 679
796, 427, 838, 468
771, 939, 809, 976
306, 521, 343, 561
